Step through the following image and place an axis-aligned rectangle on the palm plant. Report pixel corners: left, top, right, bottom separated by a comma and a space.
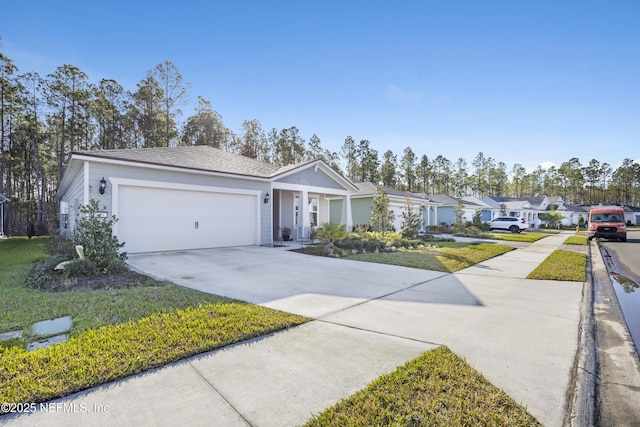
317, 222, 347, 243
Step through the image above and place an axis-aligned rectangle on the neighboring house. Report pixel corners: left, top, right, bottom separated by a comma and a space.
488, 197, 538, 225
0, 193, 8, 237
486, 196, 594, 227
56, 146, 357, 253
328, 182, 439, 232
460, 196, 494, 222
626, 206, 640, 225
424, 194, 458, 226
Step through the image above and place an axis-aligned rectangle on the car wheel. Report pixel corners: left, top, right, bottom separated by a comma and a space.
509, 225, 519, 233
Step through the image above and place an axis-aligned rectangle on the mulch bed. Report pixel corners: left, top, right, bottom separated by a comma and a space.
34, 270, 164, 292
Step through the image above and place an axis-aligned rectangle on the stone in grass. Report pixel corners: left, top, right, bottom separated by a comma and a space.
31, 316, 72, 337
27, 334, 69, 351
0, 330, 22, 341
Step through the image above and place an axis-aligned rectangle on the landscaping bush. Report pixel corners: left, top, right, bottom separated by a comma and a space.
24, 255, 68, 289
317, 222, 347, 244
337, 236, 364, 253
387, 238, 421, 249
363, 238, 383, 253
63, 258, 97, 277
72, 199, 127, 273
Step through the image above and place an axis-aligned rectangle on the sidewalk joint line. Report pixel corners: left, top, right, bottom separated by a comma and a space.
315, 318, 444, 348
188, 362, 255, 427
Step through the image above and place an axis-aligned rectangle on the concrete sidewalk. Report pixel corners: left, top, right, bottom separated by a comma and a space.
2, 233, 585, 427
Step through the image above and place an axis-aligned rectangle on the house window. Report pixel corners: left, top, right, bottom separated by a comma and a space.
294, 195, 318, 227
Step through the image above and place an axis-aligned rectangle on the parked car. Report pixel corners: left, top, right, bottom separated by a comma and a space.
587, 206, 627, 242
489, 217, 529, 233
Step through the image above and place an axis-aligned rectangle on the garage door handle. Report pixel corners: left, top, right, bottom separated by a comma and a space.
195, 221, 199, 229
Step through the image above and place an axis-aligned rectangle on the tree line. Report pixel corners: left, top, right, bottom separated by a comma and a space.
1, 46, 639, 236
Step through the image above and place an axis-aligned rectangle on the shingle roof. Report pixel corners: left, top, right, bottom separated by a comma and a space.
352, 182, 430, 200
74, 146, 282, 178
427, 194, 458, 205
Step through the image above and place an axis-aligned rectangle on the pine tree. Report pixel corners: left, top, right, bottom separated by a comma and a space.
370, 186, 396, 232
400, 197, 422, 238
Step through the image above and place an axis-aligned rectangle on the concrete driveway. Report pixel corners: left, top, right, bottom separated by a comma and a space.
127, 246, 450, 318
124, 237, 584, 427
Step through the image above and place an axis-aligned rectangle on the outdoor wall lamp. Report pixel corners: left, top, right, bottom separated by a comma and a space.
264, 192, 270, 204
99, 177, 107, 195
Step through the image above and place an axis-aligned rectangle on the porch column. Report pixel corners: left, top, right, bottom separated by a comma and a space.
341, 194, 353, 232
300, 190, 310, 239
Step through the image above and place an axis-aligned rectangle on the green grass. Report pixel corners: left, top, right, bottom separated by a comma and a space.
306, 346, 540, 426
0, 237, 309, 407
0, 237, 238, 338
527, 250, 587, 281
486, 232, 548, 242
342, 243, 514, 273
564, 235, 588, 246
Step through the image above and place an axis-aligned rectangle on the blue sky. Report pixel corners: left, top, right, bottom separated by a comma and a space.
2, 0, 639, 172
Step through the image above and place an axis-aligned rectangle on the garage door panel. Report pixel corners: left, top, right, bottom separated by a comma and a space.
118, 186, 258, 253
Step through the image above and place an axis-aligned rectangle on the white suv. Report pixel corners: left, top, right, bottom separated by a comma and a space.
489, 217, 529, 233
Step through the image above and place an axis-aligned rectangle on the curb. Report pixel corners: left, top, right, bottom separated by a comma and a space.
566, 240, 597, 426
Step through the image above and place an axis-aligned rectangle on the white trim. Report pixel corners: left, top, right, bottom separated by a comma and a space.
109, 177, 261, 244
83, 162, 90, 205
272, 181, 351, 196
273, 160, 358, 191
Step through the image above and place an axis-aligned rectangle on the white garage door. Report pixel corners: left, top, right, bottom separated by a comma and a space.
118, 185, 258, 253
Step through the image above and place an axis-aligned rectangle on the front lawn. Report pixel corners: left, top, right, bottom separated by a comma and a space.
0, 237, 243, 338
0, 237, 308, 408
297, 242, 514, 273
306, 346, 540, 426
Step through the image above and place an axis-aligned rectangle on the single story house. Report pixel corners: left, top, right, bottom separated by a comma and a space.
56, 146, 358, 253
328, 182, 439, 232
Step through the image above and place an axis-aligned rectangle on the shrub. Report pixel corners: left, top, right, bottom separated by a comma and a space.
337, 236, 364, 253
72, 199, 127, 273
45, 235, 76, 258
25, 255, 68, 289
63, 258, 97, 277
317, 222, 347, 243
364, 238, 383, 253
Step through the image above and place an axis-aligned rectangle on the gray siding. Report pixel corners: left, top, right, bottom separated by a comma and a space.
59, 166, 85, 235
276, 167, 345, 190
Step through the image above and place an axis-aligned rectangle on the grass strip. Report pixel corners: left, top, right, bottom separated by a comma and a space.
345, 243, 514, 272
486, 232, 547, 242
306, 346, 540, 426
527, 250, 586, 281
0, 303, 308, 406
563, 236, 588, 246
